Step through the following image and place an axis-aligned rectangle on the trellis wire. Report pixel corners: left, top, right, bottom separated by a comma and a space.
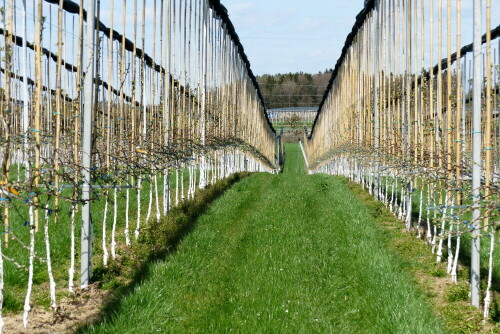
0, 0, 278, 330
305, 0, 499, 315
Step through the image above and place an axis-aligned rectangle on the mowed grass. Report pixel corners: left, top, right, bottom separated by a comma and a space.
80, 143, 443, 333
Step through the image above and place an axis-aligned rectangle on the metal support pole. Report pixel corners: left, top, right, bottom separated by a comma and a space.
404, 0, 413, 231
81, 0, 96, 289
163, 0, 172, 215
373, 0, 380, 200
199, 0, 208, 189
471, 0, 482, 308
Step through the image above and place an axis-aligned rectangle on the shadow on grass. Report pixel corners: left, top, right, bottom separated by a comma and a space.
75, 172, 250, 333
355, 178, 500, 325
371, 181, 500, 290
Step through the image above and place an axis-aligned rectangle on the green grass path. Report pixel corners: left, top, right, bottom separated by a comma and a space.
81, 144, 443, 333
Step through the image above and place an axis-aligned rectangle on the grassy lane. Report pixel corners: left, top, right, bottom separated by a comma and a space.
80, 144, 443, 333
283, 143, 306, 175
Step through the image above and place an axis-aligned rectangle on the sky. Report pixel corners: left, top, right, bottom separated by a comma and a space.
223, 0, 364, 76
15, 0, 500, 83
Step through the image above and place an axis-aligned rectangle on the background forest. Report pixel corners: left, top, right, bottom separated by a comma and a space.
257, 70, 333, 109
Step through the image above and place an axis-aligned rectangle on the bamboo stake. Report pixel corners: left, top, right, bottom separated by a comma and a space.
33, 0, 43, 234
53, 0, 64, 228
455, 0, 462, 206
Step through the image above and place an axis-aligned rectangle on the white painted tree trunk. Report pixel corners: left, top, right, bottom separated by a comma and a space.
451, 225, 461, 283
126, 186, 131, 242
193, 164, 197, 192
390, 176, 395, 213
68, 204, 75, 292
213, 152, 218, 181
163, 169, 170, 214
436, 207, 447, 262
154, 173, 161, 221
137, 176, 142, 240
23, 206, 35, 328
189, 165, 194, 198
383, 176, 389, 205
397, 189, 402, 219
426, 189, 433, 243
447, 205, 455, 274
145, 175, 153, 227
44, 204, 56, 310
405, 181, 413, 231
181, 168, 185, 201
368, 173, 373, 195
447, 223, 454, 273
483, 231, 495, 320
102, 194, 109, 267
431, 224, 438, 254
175, 169, 179, 205
211, 158, 217, 184
199, 155, 206, 189
112, 188, 120, 256
400, 186, 406, 220
417, 185, 424, 239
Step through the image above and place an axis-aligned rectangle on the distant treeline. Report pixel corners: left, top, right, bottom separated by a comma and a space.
257, 70, 333, 109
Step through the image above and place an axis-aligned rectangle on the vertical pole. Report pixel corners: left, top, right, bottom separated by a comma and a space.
456, 0, 462, 206
21, 0, 29, 180
420, 0, 425, 164
483, 0, 491, 232
165, 0, 171, 213
54, 0, 65, 226
81, 0, 96, 289
199, 0, 207, 189
437, 0, 443, 179
446, 0, 452, 197
471, 0, 482, 308
373, 0, 380, 200
429, 0, 435, 174
405, 0, 413, 231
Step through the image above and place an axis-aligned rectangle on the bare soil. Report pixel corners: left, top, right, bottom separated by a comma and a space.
3, 284, 111, 334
